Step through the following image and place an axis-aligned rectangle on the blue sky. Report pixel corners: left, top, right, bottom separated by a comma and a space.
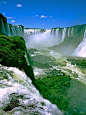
0, 0, 86, 29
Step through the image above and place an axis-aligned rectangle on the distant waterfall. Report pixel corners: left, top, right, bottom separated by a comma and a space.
68, 27, 73, 37
56, 28, 59, 36
71, 27, 73, 36
61, 28, 66, 42
25, 29, 64, 49
1, 19, 6, 34
68, 28, 70, 37
72, 29, 86, 57
0, 17, 24, 37
7, 23, 11, 36
24, 29, 42, 36
12, 26, 16, 36
19, 26, 24, 36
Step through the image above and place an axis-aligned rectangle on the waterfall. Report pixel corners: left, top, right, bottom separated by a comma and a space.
83, 29, 86, 40
11, 26, 16, 36
19, 26, 22, 36
68, 27, 73, 37
7, 23, 11, 36
71, 27, 73, 36
61, 28, 66, 42
0, 64, 62, 115
68, 28, 70, 37
17, 25, 24, 36
56, 28, 59, 36
1, 19, 6, 34
51, 29, 55, 35
24, 29, 41, 36
72, 29, 86, 57
25, 29, 63, 49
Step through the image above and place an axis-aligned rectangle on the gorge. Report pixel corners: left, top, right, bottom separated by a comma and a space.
0, 13, 86, 115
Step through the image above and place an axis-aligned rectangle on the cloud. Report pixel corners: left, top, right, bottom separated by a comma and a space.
53, 20, 56, 21
50, 15, 52, 17
16, 4, 22, 7
7, 17, 13, 19
3, 2, 7, 4
42, 23, 44, 25
40, 15, 47, 18
3, 13, 6, 15
11, 20, 15, 23
36, 15, 38, 17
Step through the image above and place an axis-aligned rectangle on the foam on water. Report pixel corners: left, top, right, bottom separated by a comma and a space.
0, 64, 63, 115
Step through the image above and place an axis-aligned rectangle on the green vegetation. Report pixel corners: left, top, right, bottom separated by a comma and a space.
35, 69, 71, 111
28, 48, 38, 54
35, 69, 86, 114
0, 34, 35, 84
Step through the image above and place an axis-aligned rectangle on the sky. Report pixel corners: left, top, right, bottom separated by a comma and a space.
0, 0, 86, 29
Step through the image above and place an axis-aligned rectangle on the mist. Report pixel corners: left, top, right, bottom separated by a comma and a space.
25, 30, 61, 50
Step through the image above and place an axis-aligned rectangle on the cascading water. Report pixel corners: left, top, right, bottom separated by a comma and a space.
61, 28, 66, 42
12, 26, 17, 36
1, 19, 6, 34
68, 28, 70, 37
73, 29, 86, 57
56, 28, 59, 36
0, 64, 63, 115
19, 26, 24, 36
24, 29, 41, 36
6, 24, 24, 37
67, 27, 73, 37
71, 27, 73, 36
7, 23, 11, 36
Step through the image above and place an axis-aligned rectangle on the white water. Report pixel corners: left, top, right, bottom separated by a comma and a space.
73, 29, 86, 57
24, 29, 41, 36
61, 28, 66, 42
0, 64, 63, 115
68, 28, 70, 37
68, 27, 73, 37
71, 27, 73, 36
56, 28, 59, 37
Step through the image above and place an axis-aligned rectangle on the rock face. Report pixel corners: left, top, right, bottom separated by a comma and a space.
0, 13, 24, 37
